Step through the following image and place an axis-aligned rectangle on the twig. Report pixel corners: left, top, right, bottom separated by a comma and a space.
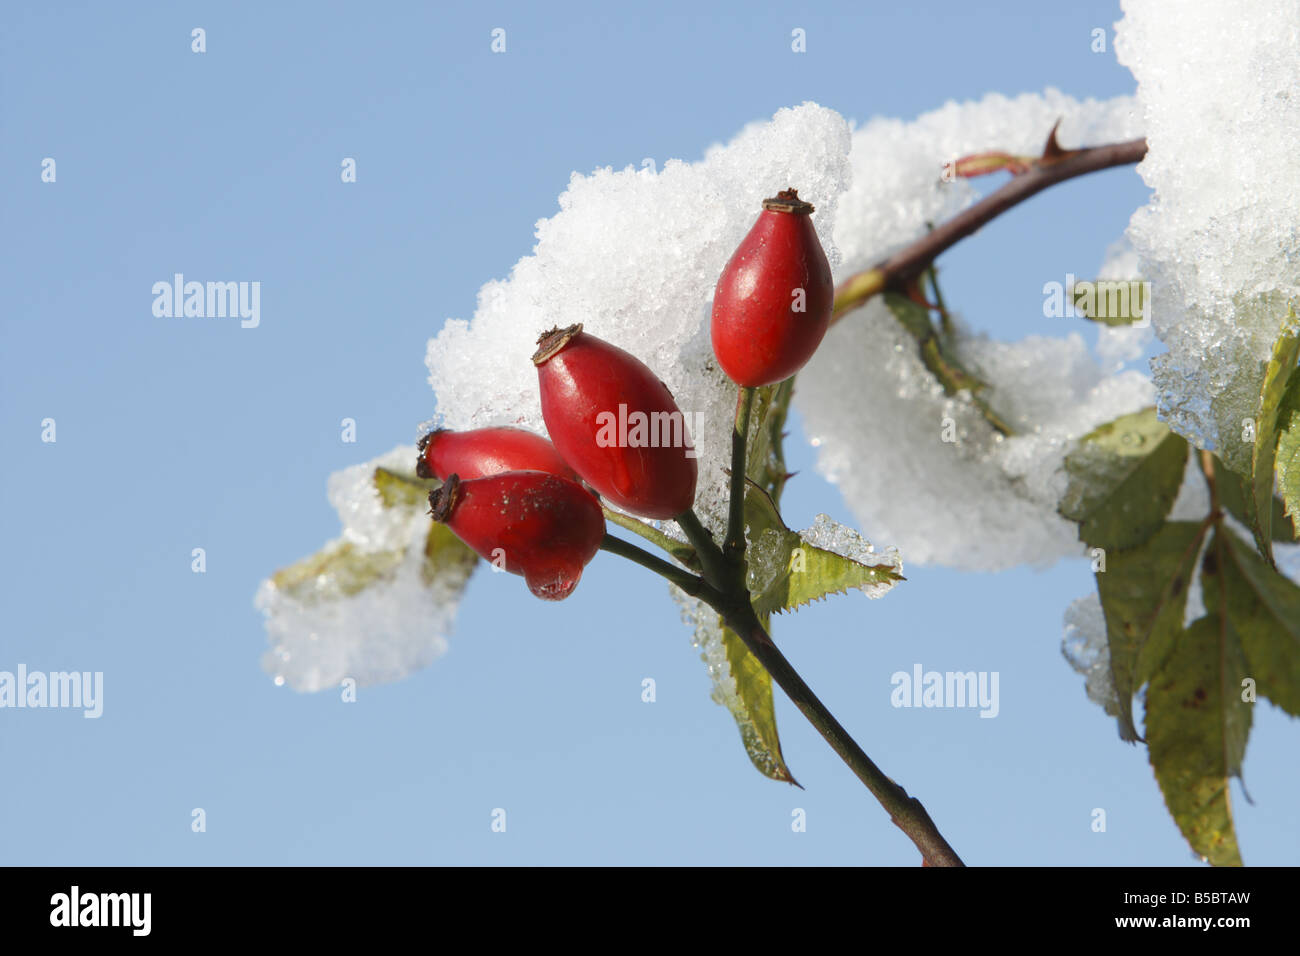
719, 599, 965, 867
832, 136, 1148, 324
676, 509, 731, 590
724, 386, 756, 559
665, 412, 965, 864
602, 506, 700, 571
599, 534, 706, 597
608, 520, 964, 865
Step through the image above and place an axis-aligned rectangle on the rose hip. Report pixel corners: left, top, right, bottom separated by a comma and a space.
533, 324, 697, 519
428, 470, 605, 601
417, 426, 580, 483
711, 188, 834, 387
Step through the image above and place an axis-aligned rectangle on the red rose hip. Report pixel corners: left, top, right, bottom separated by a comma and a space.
711, 188, 834, 387
533, 325, 697, 520
417, 426, 580, 483
428, 471, 605, 601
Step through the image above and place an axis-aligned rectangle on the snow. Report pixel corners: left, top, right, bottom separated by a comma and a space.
1062, 592, 1120, 718
426, 103, 853, 534
427, 93, 1152, 572
833, 89, 1143, 277
267, 19, 1300, 695
1115, 0, 1300, 464
257, 446, 468, 692
1093, 237, 1155, 374
800, 92, 1150, 570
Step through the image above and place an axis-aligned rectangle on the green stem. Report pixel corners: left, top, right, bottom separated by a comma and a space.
599, 534, 708, 597
926, 263, 953, 341
675, 509, 730, 590
725, 386, 756, 558
603, 530, 964, 866
609, 383, 965, 863
602, 506, 699, 571
717, 599, 964, 866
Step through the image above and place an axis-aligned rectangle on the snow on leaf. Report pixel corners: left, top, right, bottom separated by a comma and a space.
1059, 407, 1188, 552
674, 594, 795, 785
256, 447, 477, 692
744, 487, 902, 618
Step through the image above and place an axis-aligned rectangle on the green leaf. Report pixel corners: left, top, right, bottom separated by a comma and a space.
719, 617, 796, 784
269, 463, 478, 603
1144, 607, 1250, 867
270, 540, 408, 602
603, 507, 700, 571
1212, 527, 1300, 716
374, 465, 438, 509
1094, 521, 1206, 742
1070, 278, 1149, 325
1273, 351, 1300, 528
701, 373, 898, 785
681, 595, 795, 784
686, 377, 801, 785
743, 486, 903, 618
1212, 456, 1298, 543
883, 291, 936, 340
421, 520, 480, 587
1248, 306, 1300, 564
1058, 407, 1188, 551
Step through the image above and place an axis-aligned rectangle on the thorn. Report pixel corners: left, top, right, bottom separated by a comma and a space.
1041, 119, 1068, 162
782, 471, 799, 482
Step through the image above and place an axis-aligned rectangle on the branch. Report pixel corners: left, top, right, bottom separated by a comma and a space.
676, 509, 733, 590
606, 525, 963, 864
602, 505, 700, 571
599, 534, 707, 597
832, 136, 1148, 324
718, 599, 964, 867
673, 418, 964, 864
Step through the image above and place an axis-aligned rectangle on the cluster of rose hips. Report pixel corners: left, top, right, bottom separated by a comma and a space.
421, 188, 833, 601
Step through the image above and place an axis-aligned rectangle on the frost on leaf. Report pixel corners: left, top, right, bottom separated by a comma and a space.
1058, 407, 1188, 552
1062, 593, 1121, 721
746, 506, 903, 617
256, 446, 478, 692
674, 593, 794, 785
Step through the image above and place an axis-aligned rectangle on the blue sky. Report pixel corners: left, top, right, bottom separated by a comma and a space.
3, 0, 1294, 865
